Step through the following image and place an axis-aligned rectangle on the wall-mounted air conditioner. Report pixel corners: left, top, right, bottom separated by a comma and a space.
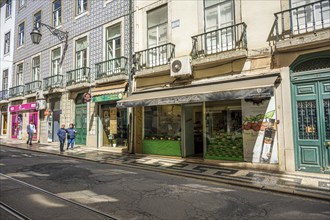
170, 56, 192, 77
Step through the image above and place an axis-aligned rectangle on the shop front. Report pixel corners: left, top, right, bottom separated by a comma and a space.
93, 92, 128, 148
0, 105, 8, 136
9, 102, 38, 141
118, 74, 280, 164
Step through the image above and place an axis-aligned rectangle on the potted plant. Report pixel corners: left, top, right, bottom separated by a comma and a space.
112, 139, 117, 147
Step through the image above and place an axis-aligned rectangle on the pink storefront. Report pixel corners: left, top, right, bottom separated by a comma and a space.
9, 103, 38, 141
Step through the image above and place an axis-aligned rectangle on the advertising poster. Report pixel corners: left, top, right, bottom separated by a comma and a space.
242, 96, 278, 164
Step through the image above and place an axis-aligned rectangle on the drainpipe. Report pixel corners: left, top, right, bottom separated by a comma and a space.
128, 0, 134, 154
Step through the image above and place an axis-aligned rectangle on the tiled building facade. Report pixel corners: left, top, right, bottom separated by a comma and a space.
7, 0, 132, 148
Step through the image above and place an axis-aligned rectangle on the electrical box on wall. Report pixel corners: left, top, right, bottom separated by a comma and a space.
170, 56, 192, 78
36, 100, 47, 110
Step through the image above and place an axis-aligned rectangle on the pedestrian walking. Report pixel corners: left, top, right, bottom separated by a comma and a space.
26, 120, 36, 145
66, 123, 77, 150
57, 124, 67, 152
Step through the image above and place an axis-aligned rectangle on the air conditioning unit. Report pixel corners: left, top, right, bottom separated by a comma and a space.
36, 100, 47, 111
170, 56, 192, 77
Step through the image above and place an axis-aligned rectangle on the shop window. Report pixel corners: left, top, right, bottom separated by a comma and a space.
205, 100, 243, 161
144, 105, 181, 140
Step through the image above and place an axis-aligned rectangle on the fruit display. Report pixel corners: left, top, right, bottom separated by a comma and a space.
205, 133, 243, 161
242, 110, 275, 132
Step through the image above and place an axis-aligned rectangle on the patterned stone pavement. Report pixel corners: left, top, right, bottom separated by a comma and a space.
1, 138, 329, 200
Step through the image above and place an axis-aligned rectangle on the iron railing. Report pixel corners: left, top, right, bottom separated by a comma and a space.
191, 22, 247, 59
95, 57, 128, 80
25, 80, 42, 94
9, 85, 24, 98
0, 90, 8, 101
66, 67, 90, 86
134, 43, 175, 71
43, 75, 63, 90
270, 0, 330, 41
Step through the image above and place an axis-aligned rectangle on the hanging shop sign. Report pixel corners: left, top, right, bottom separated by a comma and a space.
83, 93, 92, 103
92, 92, 123, 103
9, 102, 36, 112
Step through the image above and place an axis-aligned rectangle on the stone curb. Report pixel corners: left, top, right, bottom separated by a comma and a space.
1, 144, 330, 201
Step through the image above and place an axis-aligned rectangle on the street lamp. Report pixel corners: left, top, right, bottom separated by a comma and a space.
30, 22, 68, 64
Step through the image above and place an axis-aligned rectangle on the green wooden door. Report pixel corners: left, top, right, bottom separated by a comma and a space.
75, 103, 87, 145
292, 80, 330, 173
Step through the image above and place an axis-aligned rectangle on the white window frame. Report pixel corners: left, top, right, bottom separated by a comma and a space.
16, 63, 24, 86
5, 0, 12, 18
4, 32, 10, 54
51, 47, 61, 76
19, 0, 26, 9
75, 0, 88, 17
18, 22, 25, 47
53, 0, 62, 27
2, 70, 9, 91
32, 56, 41, 81
34, 11, 42, 29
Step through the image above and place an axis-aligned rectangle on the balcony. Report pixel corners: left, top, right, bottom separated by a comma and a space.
95, 57, 128, 84
9, 85, 24, 98
191, 23, 248, 68
0, 90, 8, 101
268, 0, 330, 51
25, 80, 42, 95
134, 43, 175, 73
43, 75, 63, 90
66, 67, 90, 87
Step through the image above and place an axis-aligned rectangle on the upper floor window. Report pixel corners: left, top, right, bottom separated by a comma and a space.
51, 48, 61, 75
76, 0, 88, 16
19, 0, 26, 9
4, 32, 10, 54
53, 0, 62, 27
18, 22, 25, 47
32, 56, 41, 81
205, 0, 234, 32
2, 70, 9, 90
147, 5, 168, 48
16, 64, 23, 86
34, 11, 42, 29
75, 37, 88, 68
5, 0, 12, 18
106, 25, 121, 60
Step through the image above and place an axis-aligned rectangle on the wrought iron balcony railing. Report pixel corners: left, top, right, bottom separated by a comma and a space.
191, 22, 247, 59
95, 57, 128, 80
0, 90, 8, 101
270, 0, 330, 41
9, 85, 24, 98
66, 67, 90, 86
43, 75, 63, 90
134, 43, 175, 71
25, 80, 42, 94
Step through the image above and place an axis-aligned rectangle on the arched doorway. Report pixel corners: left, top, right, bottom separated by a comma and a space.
291, 51, 330, 173
75, 93, 87, 145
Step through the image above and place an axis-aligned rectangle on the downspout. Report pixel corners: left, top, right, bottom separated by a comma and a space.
128, 0, 134, 154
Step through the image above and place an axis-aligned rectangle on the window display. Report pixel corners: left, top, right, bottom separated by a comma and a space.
205, 100, 243, 161
102, 107, 127, 147
144, 105, 181, 140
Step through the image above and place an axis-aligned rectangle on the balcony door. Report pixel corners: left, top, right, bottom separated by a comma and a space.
291, 0, 330, 34
106, 25, 121, 74
205, 0, 234, 54
147, 5, 168, 67
75, 37, 88, 82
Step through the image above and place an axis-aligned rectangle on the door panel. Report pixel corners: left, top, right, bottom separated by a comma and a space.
293, 80, 330, 173
75, 104, 87, 145
183, 106, 194, 157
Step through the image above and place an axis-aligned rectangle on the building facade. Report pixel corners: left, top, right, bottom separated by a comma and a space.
117, 0, 330, 174
0, 0, 16, 139
8, 0, 132, 148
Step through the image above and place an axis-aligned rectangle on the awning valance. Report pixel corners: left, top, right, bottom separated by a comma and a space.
117, 74, 279, 108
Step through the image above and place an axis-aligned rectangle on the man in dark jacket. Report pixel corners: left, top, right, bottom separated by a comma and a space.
57, 124, 67, 152
66, 123, 77, 150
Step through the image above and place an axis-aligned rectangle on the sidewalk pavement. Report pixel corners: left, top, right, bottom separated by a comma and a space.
0, 138, 329, 201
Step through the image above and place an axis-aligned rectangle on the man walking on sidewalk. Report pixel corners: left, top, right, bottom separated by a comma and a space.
26, 120, 36, 145
57, 124, 67, 152
66, 123, 77, 150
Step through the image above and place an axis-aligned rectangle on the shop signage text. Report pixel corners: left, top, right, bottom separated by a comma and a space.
92, 93, 123, 103
9, 103, 37, 112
